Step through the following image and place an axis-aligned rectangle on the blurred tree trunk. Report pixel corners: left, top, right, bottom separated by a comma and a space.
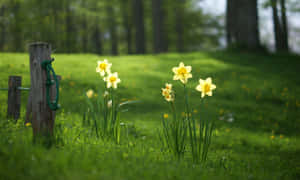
175, 0, 185, 53
12, 0, 23, 52
152, 0, 167, 53
271, 0, 283, 51
0, 5, 6, 51
81, 16, 88, 53
226, 0, 234, 45
107, 3, 118, 55
92, 23, 103, 55
280, 0, 289, 51
271, 0, 289, 52
81, 1, 88, 53
226, 0, 260, 50
65, 3, 74, 53
121, 0, 133, 54
133, 0, 146, 54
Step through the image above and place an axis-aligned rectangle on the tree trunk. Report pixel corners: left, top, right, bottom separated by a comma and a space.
92, 24, 103, 55
152, 0, 167, 53
121, 0, 133, 54
12, 0, 23, 52
107, 5, 118, 55
0, 5, 6, 51
133, 0, 146, 54
271, 0, 289, 52
82, 15, 88, 53
81, 1, 88, 53
280, 0, 289, 51
226, 0, 260, 50
65, 2, 76, 53
271, 0, 282, 51
226, 0, 234, 45
175, 0, 185, 52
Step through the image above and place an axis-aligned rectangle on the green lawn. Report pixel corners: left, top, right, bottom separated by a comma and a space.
0, 52, 300, 179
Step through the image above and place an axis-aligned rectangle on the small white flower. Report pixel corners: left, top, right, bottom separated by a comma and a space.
103, 91, 109, 97
107, 100, 112, 108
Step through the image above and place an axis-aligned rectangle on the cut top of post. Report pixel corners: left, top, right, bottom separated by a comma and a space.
28, 42, 51, 48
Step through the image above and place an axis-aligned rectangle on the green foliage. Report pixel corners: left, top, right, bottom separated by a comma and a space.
0, 0, 223, 53
160, 101, 188, 160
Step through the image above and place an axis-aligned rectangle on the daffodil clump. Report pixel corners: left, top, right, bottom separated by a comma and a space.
84, 59, 134, 144
160, 62, 216, 163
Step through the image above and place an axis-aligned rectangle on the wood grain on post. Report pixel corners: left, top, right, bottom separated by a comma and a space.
25, 75, 61, 125
7, 76, 22, 120
29, 42, 56, 144
25, 89, 32, 123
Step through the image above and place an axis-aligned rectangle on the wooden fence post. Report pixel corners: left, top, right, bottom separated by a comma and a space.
25, 75, 61, 125
7, 76, 22, 120
29, 42, 57, 145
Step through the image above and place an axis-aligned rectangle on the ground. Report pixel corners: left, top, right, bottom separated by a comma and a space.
0, 52, 299, 179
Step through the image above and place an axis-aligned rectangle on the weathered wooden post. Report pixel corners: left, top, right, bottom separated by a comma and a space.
25, 75, 61, 124
29, 42, 59, 145
7, 76, 22, 120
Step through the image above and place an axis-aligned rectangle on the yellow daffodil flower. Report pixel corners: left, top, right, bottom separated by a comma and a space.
161, 83, 173, 96
164, 93, 174, 102
161, 83, 174, 102
163, 113, 169, 119
25, 122, 31, 127
96, 59, 112, 76
165, 83, 172, 91
196, 77, 216, 98
172, 62, 192, 84
161, 88, 169, 97
104, 72, 121, 89
86, 89, 94, 98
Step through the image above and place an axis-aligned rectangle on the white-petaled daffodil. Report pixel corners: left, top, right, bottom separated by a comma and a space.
96, 59, 112, 76
195, 77, 216, 98
172, 62, 192, 84
86, 89, 94, 99
104, 72, 121, 89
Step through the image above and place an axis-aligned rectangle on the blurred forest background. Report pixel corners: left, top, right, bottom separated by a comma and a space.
0, 0, 299, 54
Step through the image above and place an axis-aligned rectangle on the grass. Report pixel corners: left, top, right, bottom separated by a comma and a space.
0, 51, 300, 179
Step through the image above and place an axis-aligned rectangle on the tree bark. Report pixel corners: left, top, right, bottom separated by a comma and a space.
92, 23, 103, 55
133, 0, 146, 54
81, 1, 88, 53
271, 0, 282, 51
121, 0, 133, 54
271, 0, 289, 52
280, 0, 289, 51
82, 15, 88, 53
152, 0, 167, 53
65, 2, 76, 53
175, 0, 185, 52
0, 5, 6, 51
107, 5, 118, 55
226, 0, 260, 50
12, 0, 23, 52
